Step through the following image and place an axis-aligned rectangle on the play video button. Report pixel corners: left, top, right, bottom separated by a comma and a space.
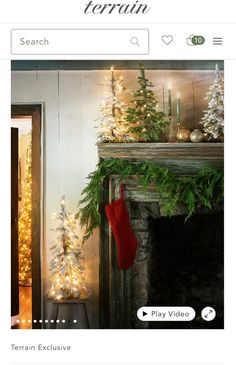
137, 307, 196, 321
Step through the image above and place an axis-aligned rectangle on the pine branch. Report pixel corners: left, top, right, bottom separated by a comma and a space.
77, 159, 224, 242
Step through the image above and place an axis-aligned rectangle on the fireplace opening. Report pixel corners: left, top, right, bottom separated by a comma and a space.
147, 212, 224, 329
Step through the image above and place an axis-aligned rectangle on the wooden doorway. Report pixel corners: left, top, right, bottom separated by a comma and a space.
11, 105, 42, 329
11, 128, 19, 319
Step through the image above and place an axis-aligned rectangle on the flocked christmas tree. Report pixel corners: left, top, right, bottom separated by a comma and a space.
18, 139, 32, 285
126, 63, 168, 142
97, 65, 133, 142
48, 196, 89, 301
201, 64, 224, 141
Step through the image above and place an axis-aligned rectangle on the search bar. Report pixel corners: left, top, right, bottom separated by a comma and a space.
11, 29, 149, 55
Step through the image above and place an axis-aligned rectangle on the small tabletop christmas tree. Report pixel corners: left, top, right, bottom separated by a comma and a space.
126, 63, 168, 142
201, 64, 224, 141
97, 65, 132, 143
48, 196, 89, 301
18, 139, 32, 286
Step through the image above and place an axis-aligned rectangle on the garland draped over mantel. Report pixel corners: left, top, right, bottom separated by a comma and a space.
76, 158, 223, 242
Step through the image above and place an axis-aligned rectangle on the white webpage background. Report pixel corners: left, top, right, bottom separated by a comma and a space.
0, 1, 236, 365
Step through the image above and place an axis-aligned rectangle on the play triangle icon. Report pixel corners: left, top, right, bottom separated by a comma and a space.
143, 311, 147, 317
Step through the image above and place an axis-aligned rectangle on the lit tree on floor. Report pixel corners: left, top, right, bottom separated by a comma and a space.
48, 196, 89, 301
201, 64, 224, 141
18, 140, 32, 285
126, 63, 168, 142
97, 65, 133, 142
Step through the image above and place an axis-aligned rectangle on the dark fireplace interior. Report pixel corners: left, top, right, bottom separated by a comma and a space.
147, 211, 224, 329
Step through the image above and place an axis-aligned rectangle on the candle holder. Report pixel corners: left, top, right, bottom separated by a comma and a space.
176, 123, 191, 143
168, 116, 178, 142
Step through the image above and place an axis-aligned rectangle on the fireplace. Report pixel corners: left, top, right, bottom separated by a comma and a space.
147, 212, 223, 329
98, 143, 224, 329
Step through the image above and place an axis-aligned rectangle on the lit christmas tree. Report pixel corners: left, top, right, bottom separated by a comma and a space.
48, 196, 89, 301
18, 140, 32, 285
97, 65, 133, 142
126, 63, 168, 142
201, 64, 224, 141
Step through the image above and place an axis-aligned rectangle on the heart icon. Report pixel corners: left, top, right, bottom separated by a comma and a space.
161, 35, 174, 45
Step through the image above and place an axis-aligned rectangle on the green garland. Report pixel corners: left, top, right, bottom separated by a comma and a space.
76, 158, 223, 242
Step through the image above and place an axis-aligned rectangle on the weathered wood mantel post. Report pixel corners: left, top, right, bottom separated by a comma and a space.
97, 143, 224, 329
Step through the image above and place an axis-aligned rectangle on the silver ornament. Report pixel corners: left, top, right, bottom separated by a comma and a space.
190, 129, 204, 143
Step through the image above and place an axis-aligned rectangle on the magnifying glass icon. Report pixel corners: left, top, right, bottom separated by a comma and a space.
130, 36, 140, 46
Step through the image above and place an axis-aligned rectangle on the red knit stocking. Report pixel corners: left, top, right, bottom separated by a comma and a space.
105, 185, 137, 270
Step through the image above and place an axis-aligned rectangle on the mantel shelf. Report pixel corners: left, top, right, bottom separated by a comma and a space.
98, 142, 224, 160
97, 143, 224, 174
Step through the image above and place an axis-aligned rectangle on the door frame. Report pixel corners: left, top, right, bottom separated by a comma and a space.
11, 104, 42, 329
11, 128, 19, 318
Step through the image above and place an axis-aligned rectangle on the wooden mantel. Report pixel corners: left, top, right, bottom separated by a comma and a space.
98, 142, 223, 159
98, 142, 224, 174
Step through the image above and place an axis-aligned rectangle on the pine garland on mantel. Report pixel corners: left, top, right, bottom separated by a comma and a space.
76, 158, 223, 242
